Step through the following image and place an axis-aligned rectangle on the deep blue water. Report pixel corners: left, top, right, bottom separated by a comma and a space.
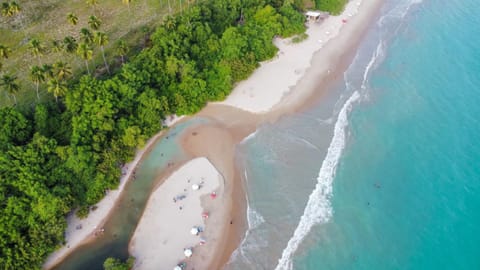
228, 0, 480, 269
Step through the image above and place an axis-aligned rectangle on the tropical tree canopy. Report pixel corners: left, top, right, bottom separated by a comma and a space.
53, 61, 73, 80
47, 77, 68, 100
0, 44, 10, 59
51, 39, 64, 53
88, 15, 102, 30
67, 12, 79, 25
1, 73, 20, 104
77, 42, 93, 61
94, 31, 108, 47
30, 65, 45, 85
28, 38, 46, 59
80, 28, 94, 44
1, 73, 19, 92
63, 36, 79, 53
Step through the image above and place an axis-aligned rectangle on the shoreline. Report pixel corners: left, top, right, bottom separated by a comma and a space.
43, 0, 384, 269
191, 0, 384, 268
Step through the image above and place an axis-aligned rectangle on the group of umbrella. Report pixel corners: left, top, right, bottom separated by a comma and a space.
173, 181, 215, 270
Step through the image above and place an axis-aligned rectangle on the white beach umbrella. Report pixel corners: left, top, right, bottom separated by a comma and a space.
174, 266, 182, 270
190, 227, 199, 235
191, 184, 200, 190
184, 248, 193, 257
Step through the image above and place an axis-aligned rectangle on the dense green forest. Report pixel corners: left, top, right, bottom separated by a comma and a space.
315, 0, 348, 14
0, 0, 308, 269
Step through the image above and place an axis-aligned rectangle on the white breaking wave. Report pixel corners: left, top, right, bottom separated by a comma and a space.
241, 130, 258, 144
363, 40, 385, 90
227, 169, 266, 266
274, 90, 361, 270
273, 1, 418, 266
378, 0, 424, 26
247, 205, 265, 230
227, 206, 267, 266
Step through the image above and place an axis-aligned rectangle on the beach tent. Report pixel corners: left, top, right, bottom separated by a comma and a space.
305, 11, 329, 22
184, 248, 193, 257
190, 227, 199, 235
192, 184, 200, 190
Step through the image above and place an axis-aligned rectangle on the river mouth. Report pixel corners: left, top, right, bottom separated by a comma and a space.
51, 119, 206, 270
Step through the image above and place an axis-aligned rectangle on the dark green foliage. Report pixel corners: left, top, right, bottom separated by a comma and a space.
315, 0, 348, 15
0, 0, 306, 269
0, 108, 31, 150
103, 256, 135, 270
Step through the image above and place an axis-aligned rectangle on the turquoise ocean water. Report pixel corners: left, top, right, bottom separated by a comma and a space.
228, 0, 480, 269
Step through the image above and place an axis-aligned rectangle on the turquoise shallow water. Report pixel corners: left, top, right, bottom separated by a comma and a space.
229, 0, 480, 269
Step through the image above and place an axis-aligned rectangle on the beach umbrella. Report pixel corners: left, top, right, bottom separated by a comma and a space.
184, 248, 193, 257
174, 266, 182, 270
210, 192, 217, 199
202, 212, 209, 219
190, 227, 199, 235
192, 184, 200, 190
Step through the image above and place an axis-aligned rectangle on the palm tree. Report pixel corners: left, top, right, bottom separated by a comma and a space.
86, 0, 99, 14
1, 74, 20, 105
9, 1, 21, 16
41, 64, 54, 79
47, 78, 67, 102
80, 28, 94, 44
28, 38, 46, 64
8, 2, 25, 36
122, 0, 133, 14
63, 36, 78, 54
0, 44, 10, 59
94, 31, 109, 74
53, 61, 72, 80
67, 12, 79, 26
51, 39, 63, 53
1, 3, 10, 17
77, 43, 93, 75
88, 15, 102, 30
164, 16, 176, 30
29, 66, 45, 101
115, 40, 128, 64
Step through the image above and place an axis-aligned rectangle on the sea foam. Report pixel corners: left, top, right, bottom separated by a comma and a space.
274, 90, 360, 270
274, 40, 385, 269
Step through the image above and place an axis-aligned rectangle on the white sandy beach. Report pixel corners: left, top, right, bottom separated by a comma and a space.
43, 116, 185, 270
219, 0, 364, 113
129, 157, 224, 270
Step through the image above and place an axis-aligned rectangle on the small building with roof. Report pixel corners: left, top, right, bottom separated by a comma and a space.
305, 11, 329, 23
